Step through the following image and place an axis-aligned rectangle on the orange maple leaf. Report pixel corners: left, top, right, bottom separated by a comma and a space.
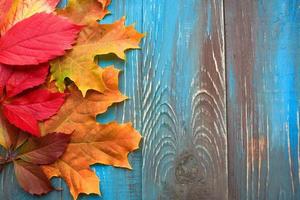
42, 121, 140, 199
41, 67, 141, 199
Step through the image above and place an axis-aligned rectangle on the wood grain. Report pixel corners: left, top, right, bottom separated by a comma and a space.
141, 0, 227, 199
225, 0, 300, 199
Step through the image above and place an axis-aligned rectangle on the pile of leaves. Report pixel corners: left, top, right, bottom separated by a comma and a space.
0, 0, 143, 199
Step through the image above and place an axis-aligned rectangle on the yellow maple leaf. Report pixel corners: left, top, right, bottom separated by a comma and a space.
51, 0, 144, 96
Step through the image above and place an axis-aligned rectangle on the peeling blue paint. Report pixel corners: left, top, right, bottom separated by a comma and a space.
256, 0, 300, 198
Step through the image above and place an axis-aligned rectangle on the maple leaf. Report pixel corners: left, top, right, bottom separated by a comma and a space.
0, 13, 81, 66
0, 0, 60, 35
42, 122, 141, 199
0, 116, 70, 195
41, 81, 141, 199
51, 0, 143, 96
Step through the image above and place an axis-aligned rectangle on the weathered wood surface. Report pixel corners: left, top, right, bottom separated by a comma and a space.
141, 0, 227, 199
225, 0, 300, 200
1, 0, 300, 200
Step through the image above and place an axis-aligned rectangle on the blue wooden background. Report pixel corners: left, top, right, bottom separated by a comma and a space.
1, 0, 300, 200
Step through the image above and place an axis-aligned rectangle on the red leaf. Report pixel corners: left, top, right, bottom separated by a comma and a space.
6, 63, 49, 97
3, 106, 40, 136
0, 13, 81, 66
17, 133, 71, 165
14, 160, 53, 195
5, 89, 66, 120
3, 89, 65, 136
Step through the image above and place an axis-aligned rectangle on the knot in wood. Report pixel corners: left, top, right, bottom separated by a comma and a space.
175, 152, 201, 184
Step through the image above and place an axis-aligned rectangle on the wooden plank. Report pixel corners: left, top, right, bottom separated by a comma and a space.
141, 0, 227, 199
225, 0, 300, 199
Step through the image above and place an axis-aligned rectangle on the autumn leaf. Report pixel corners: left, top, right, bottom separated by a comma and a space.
0, 63, 50, 97
17, 132, 71, 164
12, 132, 71, 195
0, 63, 66, 137
0, 120, 70, 195
14, 160, 54, 195
62, 121, 141, 168
0, 0, 60, 35
3, 89, 66, 136
51, 12, 144, 95
43, 122, 141, 199
0, 13, 81, 66
40, 81, 141, 199
3, 63, 49, 97
42, 156, 100, 198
